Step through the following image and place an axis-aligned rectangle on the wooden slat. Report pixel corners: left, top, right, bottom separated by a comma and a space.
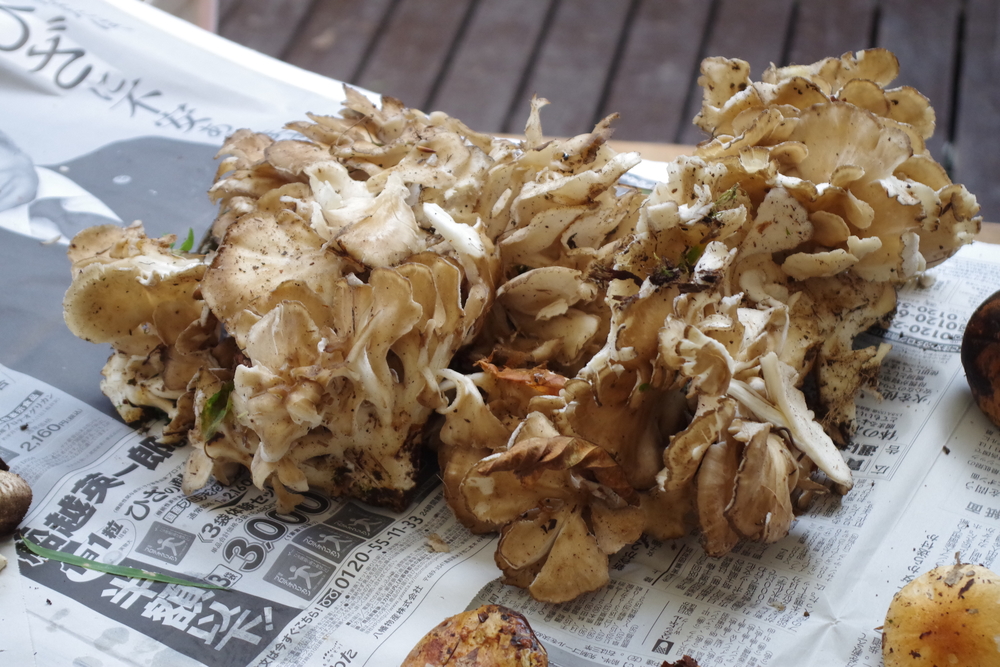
354, 0, 475, 110
429, 0, 553, 134
875, 0, 962, 161
217, 0, 239, 23
217, 0, 315, 59
952, 0, 1000, 224
978, 222, 1000, 245
505, 0, 632, 137
677, 0, 797, 146
785, 0, 878, 65
609, 140, 691, 164
498, 135, 695, 164
282, 0, 394, 84
601, 0, 713, 143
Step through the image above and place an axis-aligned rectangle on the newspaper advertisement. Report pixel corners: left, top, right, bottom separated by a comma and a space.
3, 1, 1000, 666
1, 367, 501, 666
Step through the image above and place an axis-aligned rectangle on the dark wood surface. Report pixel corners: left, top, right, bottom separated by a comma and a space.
217, 0, 1000, 222
432, 0, 553, 133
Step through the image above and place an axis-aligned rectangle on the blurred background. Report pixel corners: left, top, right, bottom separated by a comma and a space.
152, 0, 1000, 222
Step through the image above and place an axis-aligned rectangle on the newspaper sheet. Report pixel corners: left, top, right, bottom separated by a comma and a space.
3, 1, 1000, 666
4, 241, 1000, 667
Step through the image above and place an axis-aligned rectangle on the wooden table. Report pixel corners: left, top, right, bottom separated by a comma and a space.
216, 0, 1000, 231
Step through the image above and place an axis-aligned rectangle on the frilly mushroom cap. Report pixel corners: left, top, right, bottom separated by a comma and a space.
462, 434, 639, 526
201, 212, 360, 345
459, 428, 642, 602
785, 102, 912, 187
521, 509, 610, 603
64, 224, 207, 357
334, 174, 428, 267
695, 437, 741, 557
725, 421, 797, 542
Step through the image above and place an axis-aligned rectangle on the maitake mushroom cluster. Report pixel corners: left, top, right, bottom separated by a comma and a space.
64, 49, 979, 602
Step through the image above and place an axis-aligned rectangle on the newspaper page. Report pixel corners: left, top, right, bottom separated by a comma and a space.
3, 1, 1000, 666
3, 240, 999, 667
0, 0, 355, 247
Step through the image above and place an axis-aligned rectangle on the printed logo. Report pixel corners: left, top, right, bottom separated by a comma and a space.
652, 639, 674, 656
205, 563, 242, 588
317, 588, 342, 608
325, 503, 393, 538
136, 521, 195, 565
293, 524, 362, 563
264, 545, 334, 600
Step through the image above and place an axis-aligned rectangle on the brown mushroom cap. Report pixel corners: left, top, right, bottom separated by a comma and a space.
0, 470, 32, 536
401, 604, 547, 667
963, 289, 1000, 427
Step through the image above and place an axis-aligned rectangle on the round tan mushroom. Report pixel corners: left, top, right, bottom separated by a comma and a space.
883, 560, 1000, 667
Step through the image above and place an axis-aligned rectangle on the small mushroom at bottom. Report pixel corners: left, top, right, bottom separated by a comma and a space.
401, 604, 547, 666
883, 559, 1000, 666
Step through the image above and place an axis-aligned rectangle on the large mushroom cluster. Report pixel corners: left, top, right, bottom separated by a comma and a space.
64, 50, 979, 602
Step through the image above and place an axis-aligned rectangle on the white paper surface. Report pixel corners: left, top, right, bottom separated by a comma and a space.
3, 2, 1000, 666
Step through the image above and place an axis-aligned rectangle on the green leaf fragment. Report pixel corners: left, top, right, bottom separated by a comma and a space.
19, 534, 228, 590
179, 228, 196, 253
201, 382, 234, 441
712, 184, 739, 211
684, 244, 705, 268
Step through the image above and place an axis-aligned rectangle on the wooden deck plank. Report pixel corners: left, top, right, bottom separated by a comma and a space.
429, 0, 554, 134
875, 0, 963, 161
601, 0, 713, 143
785, 0, 878, 65
217, 0, 315, 60
506, 0, 633, 137
215, 0, 989, 214
282, 0, 394, 84
355, 0, 475, 110
677, 0, 797, 146
952, 0, 1000, 223
217, 0, 238, 23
